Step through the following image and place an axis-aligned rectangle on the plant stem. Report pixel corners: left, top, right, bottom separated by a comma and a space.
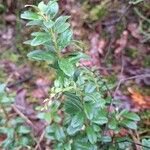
40, 13, 61, 57
49, 28, 61, 57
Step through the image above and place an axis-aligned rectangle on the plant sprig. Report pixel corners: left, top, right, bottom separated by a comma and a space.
21, 1, 141, 149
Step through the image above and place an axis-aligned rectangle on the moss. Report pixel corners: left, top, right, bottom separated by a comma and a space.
125, 48, 139, 59
89, 6, 108, 21
101, 31, 109, 39
2, 51, 20, 62
83, 0, 109, 22
142, 55, 150, 67
143, 2, 150, 9
105, 55, 114, 67
116, 23, 125, 37
0, 4, 5, 14
105, 73, 117, 85
0, 70, 7, 83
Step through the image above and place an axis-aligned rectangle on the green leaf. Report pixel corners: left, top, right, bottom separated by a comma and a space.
68, 52, 89, 64
58, 23, 70, 33
37, 112, 52, 122
92, 124, 101, 132
64, 92, 82, 115
55, 126, 66, 141
70, 113, 84, 128
118, 141, 131, 150
86, 126, 97, 144
17, 126, 30, 134
10, 117, 24, 126
142, 139, 150, 150
66, 111, 84, 135
21, 11, 40, 20
44, 20, 54, 28
31, 34, 50, 46
23, 40, 32, 45
54, 16, 70, 25
108, 118, 118, 130
38, 1, 47, 12
64, 143, 72, 150
129, 0, 144, 5
92, 109, 108, 125
67, 124, 83, 135
1, 139, 12, 149
101, 136, 112, 143
31, 32, 47, 36
54, 143, 64, 150
84, 102, 95, 120
26, 20, 43, 26
58, 58, 75, 77
85, 83, 96, 93
45, 125, 54, 134
0, 83, 6, 93
46, 1, 59, 18
27, 50, 55, 61
53, 114, 61, 123
73, 137, 98, 150
73, 70, 80, 82
1, 96, 13, 104
92, 116, 108, 125
58, 29, 73, 49
45, 125, 55, 140
50, 100, 61, 112
54, 16, 70, 33
84, 92, 101, 102
121, 110, 140, 121
18, 137, 30, 146
121, 119, 137, 130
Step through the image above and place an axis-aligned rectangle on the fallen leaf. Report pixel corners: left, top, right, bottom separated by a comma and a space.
89, 33, 101, 67
98, 39, 106, 55
31, 77, 51, 99
127, 23, 143, 40
15, 89, 36, 119
4, 14, 16, 23
128, 87, 150, 109
31, 89, 46, 99
115, 30, 128, 54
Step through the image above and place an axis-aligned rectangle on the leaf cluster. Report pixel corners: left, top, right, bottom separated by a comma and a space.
0, 84, 33, 149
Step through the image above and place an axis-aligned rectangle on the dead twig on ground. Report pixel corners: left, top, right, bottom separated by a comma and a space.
12, 104, 35, 128
129, 130, 143, 150
12, 104, 43, 150
114, 74, 150, 96
34, 130, 45, 150
114, 54, 124, 97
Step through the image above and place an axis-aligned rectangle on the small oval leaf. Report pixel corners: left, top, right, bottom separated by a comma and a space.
27, 50, 55, 61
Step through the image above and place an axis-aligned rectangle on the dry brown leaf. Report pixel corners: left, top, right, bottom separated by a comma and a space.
128, 23, 143, 40
4, 14, 16, 23
128, 87, 150, 109
31, 89, 46, 99
115, 30, 128, 54
98, 39, 106, 55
